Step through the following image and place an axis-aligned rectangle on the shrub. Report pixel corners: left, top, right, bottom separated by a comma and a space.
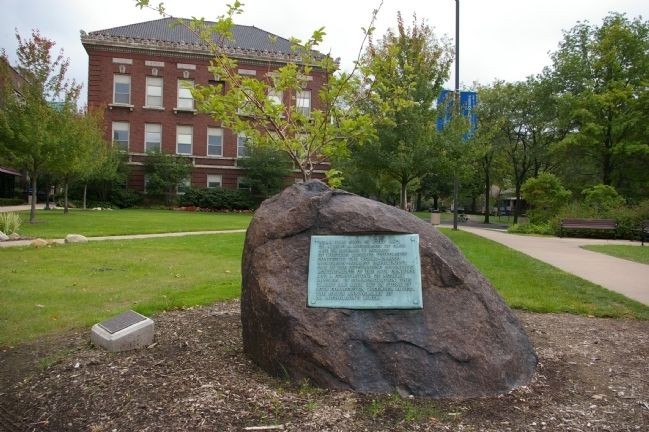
0, 212, 22, 234
521, 173, 571, 224
110, 189, 143, 208
0, 198, 24, 206
508, 222, 554, 236
178, 188, 254, 211
582, 184, 625, 213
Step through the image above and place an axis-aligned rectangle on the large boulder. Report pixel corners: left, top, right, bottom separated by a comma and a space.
241, 181, 537, 398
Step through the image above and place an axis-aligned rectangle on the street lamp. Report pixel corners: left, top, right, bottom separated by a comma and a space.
452, 0, 460, 230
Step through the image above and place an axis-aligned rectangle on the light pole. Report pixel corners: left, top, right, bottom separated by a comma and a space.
452, 0, 460, 230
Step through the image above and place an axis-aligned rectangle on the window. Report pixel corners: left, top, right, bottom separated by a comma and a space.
146, 77, 163, 107
268, 89, 283, 106
208, 79, 225, 95
145, 123, 161, 152
237, 133, 249, 158
207, 128, 223, 156
177, 177, 191, 195
177, 79, 194, 110
296, 90, 311, 117
112, 122, 129, 151
238, 88, 254, 116
113, 75, 131, 105
207, 174, 222, 189
176, 125, 193, 155
238, 177, 251, 191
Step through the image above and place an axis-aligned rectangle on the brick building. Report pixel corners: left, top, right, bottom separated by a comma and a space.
81, 18, 327, 192
0, 57, 26, 198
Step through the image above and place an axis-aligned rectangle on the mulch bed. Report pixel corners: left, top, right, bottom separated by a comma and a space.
1, 301, 647, 431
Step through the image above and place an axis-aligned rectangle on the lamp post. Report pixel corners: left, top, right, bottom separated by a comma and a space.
452, 0, 460, 230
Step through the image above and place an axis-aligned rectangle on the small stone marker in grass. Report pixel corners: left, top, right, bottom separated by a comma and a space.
91, 310, 154, 352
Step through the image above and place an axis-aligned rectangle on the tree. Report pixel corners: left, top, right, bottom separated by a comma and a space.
550, 13, 649, 198
355, 13, 453, 209
50, 106, 108, 213
137, 0, 377, 183
521, 173, 571, 224
143, 151, 191, 205
436, 101, 484, 227
237, 146, 293, 200
0, 30, 80, 222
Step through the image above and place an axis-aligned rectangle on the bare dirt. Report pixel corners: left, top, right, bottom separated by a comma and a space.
1, 301, 648, 432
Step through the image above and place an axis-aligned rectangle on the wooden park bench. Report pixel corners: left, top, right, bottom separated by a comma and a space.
559, 218, 618, 238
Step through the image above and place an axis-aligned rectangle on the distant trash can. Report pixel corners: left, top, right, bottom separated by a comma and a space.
430, 210, 441, 225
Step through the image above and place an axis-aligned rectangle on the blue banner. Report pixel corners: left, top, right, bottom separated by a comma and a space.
436, 90, 477, 138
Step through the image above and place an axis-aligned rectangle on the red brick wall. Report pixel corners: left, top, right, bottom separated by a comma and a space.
86, 46, 327, 191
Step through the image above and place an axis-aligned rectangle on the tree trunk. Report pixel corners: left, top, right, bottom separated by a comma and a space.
44, 181, 51, 210
513, 184, 522, 225
83, 184, 88, 210
64, 182, 69, 214
416, 192, 422, 212
400, 182, 408, 210
29, 175, 37, 224
483, 171, 491, 224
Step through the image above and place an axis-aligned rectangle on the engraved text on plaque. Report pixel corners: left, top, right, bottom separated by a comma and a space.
307, 234, 422, 309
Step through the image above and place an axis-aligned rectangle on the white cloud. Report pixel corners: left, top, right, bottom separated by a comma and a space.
1, 0, 647, 102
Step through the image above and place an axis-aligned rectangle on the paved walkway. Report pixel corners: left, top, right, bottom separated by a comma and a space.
0, 204, 48, 212
0, 229, 247, 248
460, 227, 649, 306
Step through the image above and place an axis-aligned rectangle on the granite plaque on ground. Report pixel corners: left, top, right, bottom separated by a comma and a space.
90, 310, 154, 352
307, 234, 422, 309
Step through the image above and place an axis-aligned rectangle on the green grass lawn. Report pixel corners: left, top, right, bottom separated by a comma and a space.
3, 211, 648, 347
16, 208, 252, 239
0, 233, 244, 346
582, 244, 649, 265
441, 228, 649, 320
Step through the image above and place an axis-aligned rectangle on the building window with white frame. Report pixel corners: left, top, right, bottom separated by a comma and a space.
177, 177, 191, 195
237, 133, 249, 158
112, 121, 129, 151
268, 89, 283, 106
176, 125, 193, 155
146, 77, 163, 108
238, 176, 251, 191
145, 123, 161, 152
207, 128, 223, 156
296, 90, 311, 117
238, 88, 254, 116
177, 79, 194, 110
207, 174, 222, 189
113, 74, 131, 105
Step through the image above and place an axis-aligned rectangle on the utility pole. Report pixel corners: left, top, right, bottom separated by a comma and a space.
452, 0, 460, 230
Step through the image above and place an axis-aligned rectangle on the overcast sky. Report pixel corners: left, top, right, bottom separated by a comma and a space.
1, 0, 647, 103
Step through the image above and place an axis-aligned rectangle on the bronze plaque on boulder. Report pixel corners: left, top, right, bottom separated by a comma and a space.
307, 234, 422, 309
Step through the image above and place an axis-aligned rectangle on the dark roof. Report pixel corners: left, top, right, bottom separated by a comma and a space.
87, 17, 295, 56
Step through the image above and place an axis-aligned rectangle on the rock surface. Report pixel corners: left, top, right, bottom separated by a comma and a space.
241, 181, 537, 398
31, 238, 48, 247
65, 234, 88, 244
0, 231, 8, 241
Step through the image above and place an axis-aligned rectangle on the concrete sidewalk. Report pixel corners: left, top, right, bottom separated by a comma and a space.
0, 229, 247, 248
460, 227, 649, 306
0, 204, 49, 212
